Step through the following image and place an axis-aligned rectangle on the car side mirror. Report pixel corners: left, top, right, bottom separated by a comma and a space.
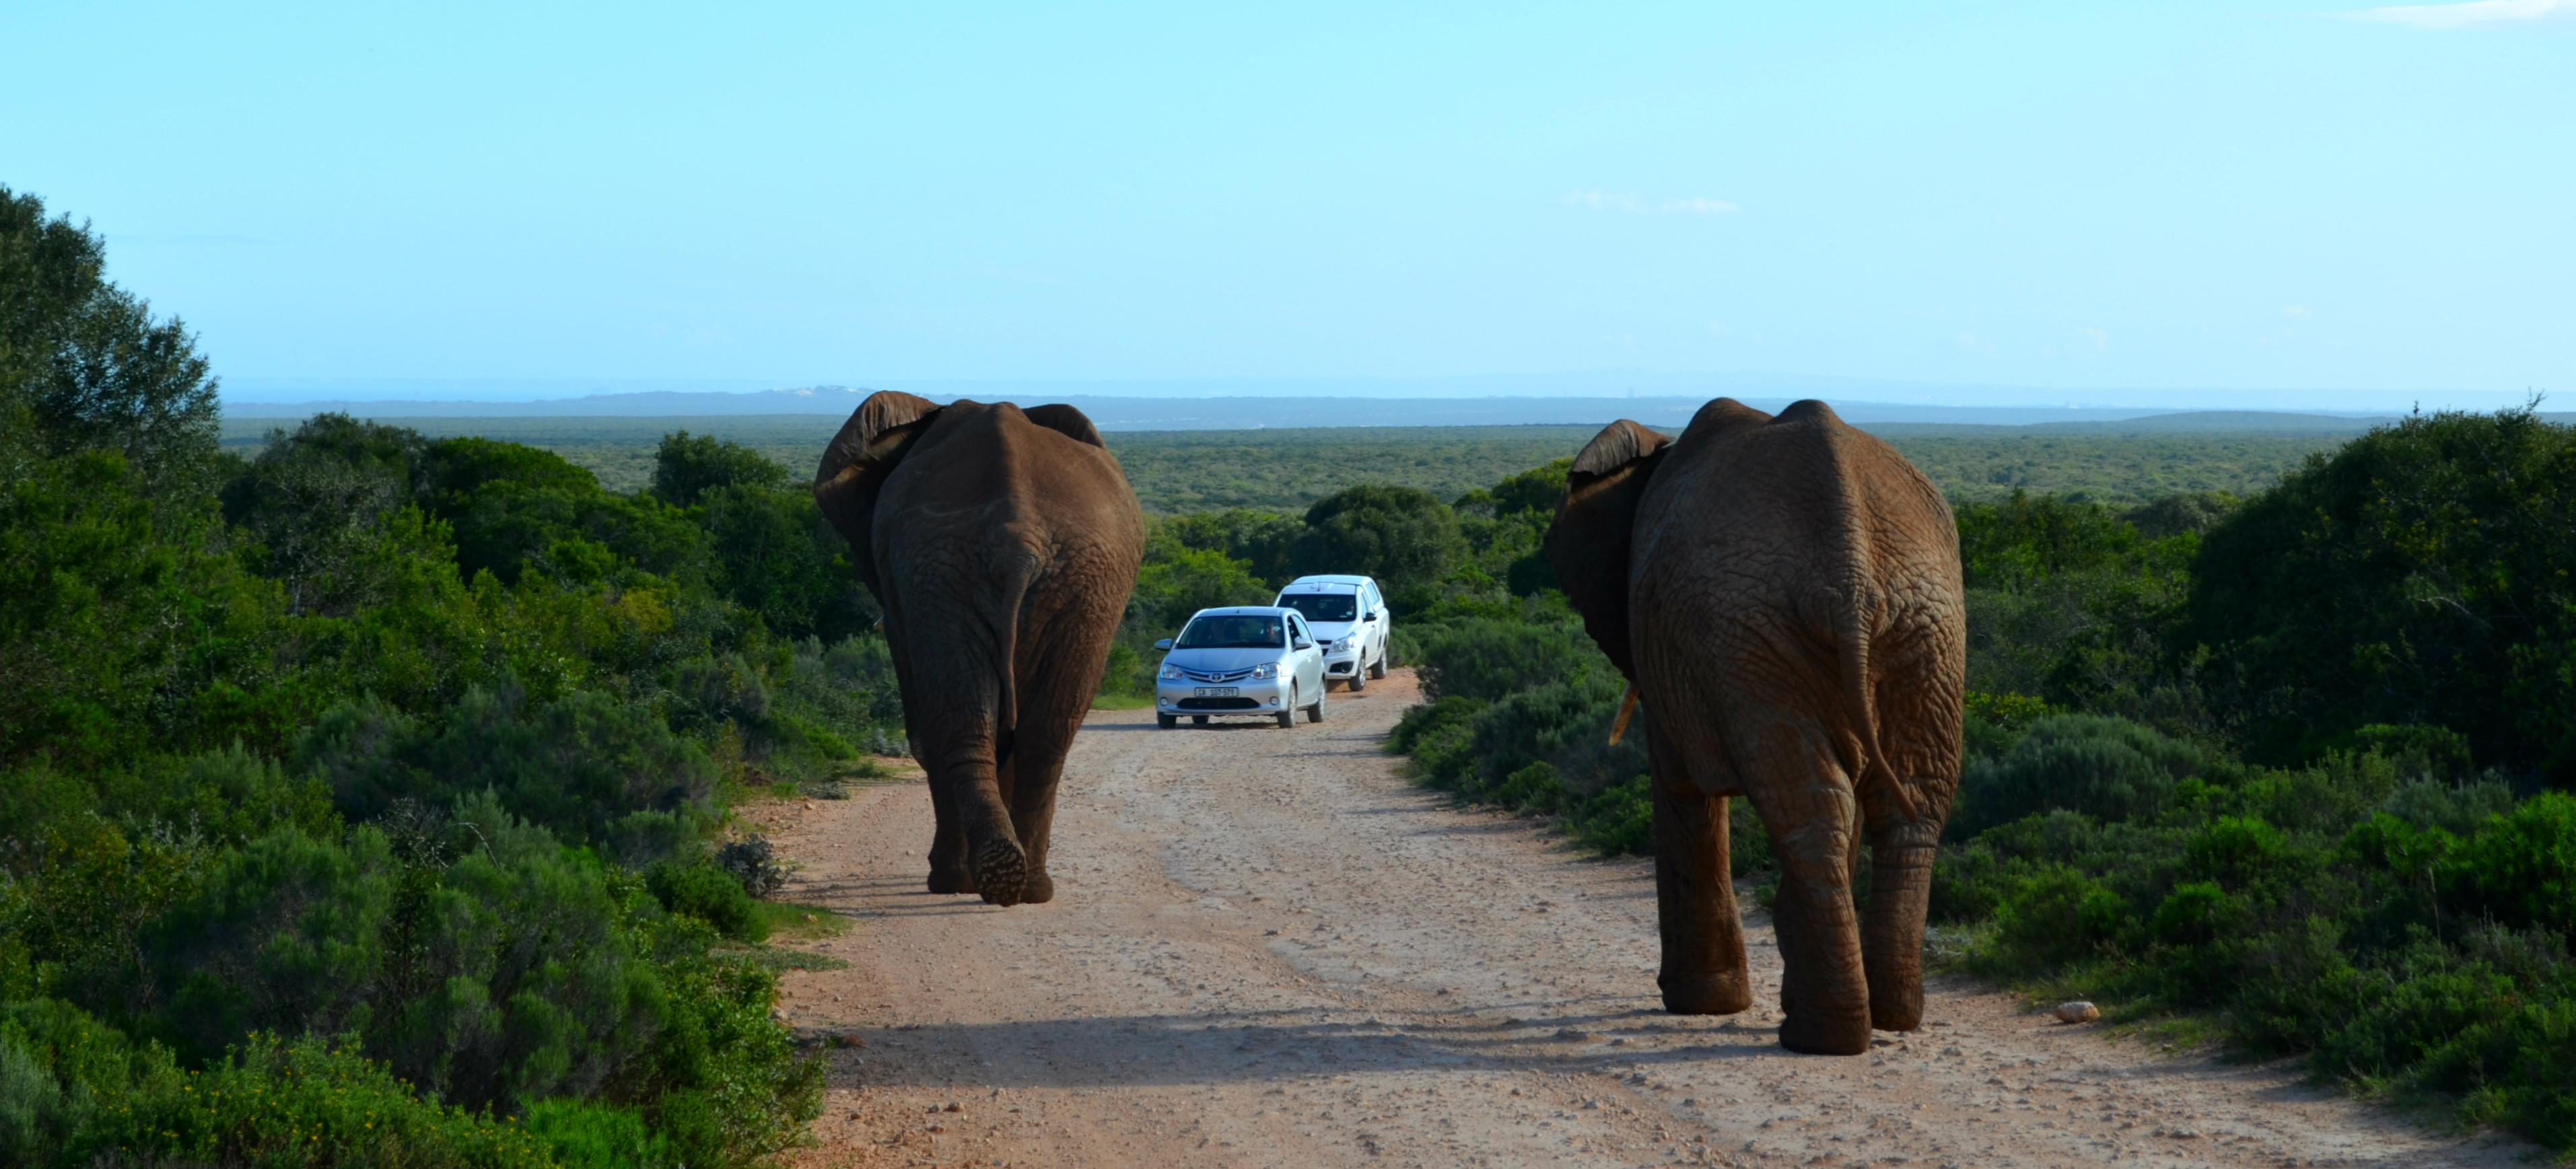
1293, 639, 1313, 651
1154, 638, 1173, 651
1364, 612, 1379, 621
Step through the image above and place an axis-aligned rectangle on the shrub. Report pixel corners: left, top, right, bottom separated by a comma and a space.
1978, 864, 2126, 973
2445, 792, 2576, 937
304, 681, 720, 845
140, 828, 396, 1063
1289, 485, 1463, 594
716, 837, 786, 899
1571, 777, 1652, 856
1951, 714, 2205, 838
2187, 406, 2576, 777
649, 862, 765, 942
78, 1032, 561, 1169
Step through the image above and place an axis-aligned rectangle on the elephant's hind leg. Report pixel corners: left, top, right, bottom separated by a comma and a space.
1739, 721, 1874, 1055
1649, 724, 1751, 1015
1860, 796, 1943, 1032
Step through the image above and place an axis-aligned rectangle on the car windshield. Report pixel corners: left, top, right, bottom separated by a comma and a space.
1278, 592, 1358, 623
1175, 614, 1286, 649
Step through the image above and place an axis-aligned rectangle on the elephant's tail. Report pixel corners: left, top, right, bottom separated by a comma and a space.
1835, 583, 1918, 824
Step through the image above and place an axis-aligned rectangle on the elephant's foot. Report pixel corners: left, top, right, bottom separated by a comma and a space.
1777, 1005, 1873, 1056
1870, 986, 1924, 1032
972, 836, 1028, 907
927, 866, 979, 895
1658, 970, 1752, 1016
1019, 870, 1055, 904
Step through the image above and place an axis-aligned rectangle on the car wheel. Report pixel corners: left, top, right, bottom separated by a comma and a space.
1276, 688, 1297, 728
1158, 713, 1177, 729
1348, 663, 1367, 691
1192, 715, 1208, 725
1368, 650, 1387, 680
1307, 688, 1326, 723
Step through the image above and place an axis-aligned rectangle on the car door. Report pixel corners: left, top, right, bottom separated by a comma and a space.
1290, 614, 1323, 697
1364, 582, 1387, 660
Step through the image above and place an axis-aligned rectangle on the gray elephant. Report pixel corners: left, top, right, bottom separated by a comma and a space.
814, 391, 1145, 906
1545, 398, 1965, 1055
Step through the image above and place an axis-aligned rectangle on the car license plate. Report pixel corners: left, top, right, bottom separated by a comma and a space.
1193, 686, 1239, 697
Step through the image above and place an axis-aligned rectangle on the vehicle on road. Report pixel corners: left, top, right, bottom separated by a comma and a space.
1272, 575, 1390, 690
1154, 606, 1327, 729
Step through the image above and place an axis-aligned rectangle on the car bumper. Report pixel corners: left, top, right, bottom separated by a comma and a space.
1156, 676, 1294, 713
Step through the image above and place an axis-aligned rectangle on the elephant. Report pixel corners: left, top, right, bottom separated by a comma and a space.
814, 391, 1144, 907
1544, 398, 1965, 1055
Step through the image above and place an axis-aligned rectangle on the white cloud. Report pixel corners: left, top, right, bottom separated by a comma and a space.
2349, 0, 2576, 28
2283, 305, 2313, 318
1561, 191, 1740, 215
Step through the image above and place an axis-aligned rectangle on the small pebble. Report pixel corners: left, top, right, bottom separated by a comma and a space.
2056, 1000, 2101, 1024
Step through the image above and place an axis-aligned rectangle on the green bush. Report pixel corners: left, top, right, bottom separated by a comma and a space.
2187, 406, 2576, 777
2445, 792, 2576, 937
648, 862, 765, 942
1950, 714, 2205, 839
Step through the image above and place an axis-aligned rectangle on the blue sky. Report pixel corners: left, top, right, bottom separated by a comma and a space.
5, 1, 2570, 409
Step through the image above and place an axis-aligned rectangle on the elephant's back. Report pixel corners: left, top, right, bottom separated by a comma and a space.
882, 402, 1144, 557
1630, 400, 1962, 690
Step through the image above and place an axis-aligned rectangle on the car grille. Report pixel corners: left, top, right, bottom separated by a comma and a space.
1177, 697, 1261, 711
1177, 666, 1260, 684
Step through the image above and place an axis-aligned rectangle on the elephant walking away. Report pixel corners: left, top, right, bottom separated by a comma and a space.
814, 391, 1145, 907
1545, 398, 1965, 1055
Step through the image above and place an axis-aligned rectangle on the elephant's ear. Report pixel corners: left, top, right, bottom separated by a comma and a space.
1020, 402, 1108, 450
1544, 419, 1673, 680
814, 390, 945, 590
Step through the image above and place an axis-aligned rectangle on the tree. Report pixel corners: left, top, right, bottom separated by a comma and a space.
1290, 485, 1463, 597
652, 430, 788, 507
0, 186, 219, 492
2187, 406, 2576, 780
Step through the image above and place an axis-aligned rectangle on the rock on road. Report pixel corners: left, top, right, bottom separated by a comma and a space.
758, 671, 2525, 1168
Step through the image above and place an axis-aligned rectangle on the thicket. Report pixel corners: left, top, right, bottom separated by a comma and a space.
2, 188, 881, 1166
1337, 404, 2576, 1150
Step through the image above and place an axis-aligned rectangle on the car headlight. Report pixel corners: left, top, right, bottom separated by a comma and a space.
1333, 636, 1358, 652
1159, 662, 1184, 680
1249, 662, 1279, 679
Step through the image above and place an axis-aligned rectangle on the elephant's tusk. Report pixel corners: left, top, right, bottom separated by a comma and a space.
1608, 683, 1641, 746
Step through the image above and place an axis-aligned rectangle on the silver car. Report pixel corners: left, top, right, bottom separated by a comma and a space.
1153, 606, 1327, 729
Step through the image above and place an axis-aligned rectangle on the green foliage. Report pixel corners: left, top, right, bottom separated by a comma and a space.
1292, 485, 1464, 597
1, 185, 220, 495
648, 862, 766, 942
652, 430, 789, 507
1, 198, 833, 1166
2187, 406, 2576, 778
298, 683, 719, 847
1949, 713, 2208, 839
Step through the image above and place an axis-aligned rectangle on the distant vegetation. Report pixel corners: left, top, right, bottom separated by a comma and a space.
225, 414, 2360, 511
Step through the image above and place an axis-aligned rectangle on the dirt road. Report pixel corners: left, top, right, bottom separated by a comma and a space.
758, 672, 2524, 1168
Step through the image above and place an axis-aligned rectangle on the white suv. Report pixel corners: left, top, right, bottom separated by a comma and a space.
1272, 575, 1391, 691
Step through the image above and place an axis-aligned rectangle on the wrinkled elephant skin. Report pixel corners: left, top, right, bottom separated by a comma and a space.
1546, 398, 1965, 1055
815, 392, 1144, 907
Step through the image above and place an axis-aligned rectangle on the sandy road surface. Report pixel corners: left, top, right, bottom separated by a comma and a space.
755, 672, 2526, 1168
